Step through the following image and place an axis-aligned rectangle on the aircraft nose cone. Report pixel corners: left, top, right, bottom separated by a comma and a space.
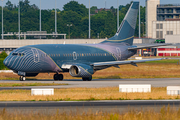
3, 58, 9, 67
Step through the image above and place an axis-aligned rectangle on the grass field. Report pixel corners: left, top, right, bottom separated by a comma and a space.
0, 87, 178, 101
0, 59, 180, 80
0, 106, 179, 120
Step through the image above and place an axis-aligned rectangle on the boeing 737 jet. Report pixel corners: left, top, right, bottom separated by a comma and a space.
3, 2, 168, 81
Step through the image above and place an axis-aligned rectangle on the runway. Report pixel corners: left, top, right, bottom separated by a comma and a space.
0, 78, 180, 90
0, 78, 180, 113
1, 100, 180, 113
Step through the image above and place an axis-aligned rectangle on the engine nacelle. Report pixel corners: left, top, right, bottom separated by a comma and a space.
69, 64, 94, 77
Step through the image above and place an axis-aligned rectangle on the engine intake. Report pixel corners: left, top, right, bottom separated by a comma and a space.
69, 64, 94, 77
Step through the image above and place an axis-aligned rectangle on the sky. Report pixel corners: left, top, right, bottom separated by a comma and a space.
1, 0, 180, 10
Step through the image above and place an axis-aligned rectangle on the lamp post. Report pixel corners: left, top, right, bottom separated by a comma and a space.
18, 0, 20, 40
67, 24, 72, 39
117, 0, 119, 31
1, 0, 3, 39
40, 0, 41, 39
139, 0, 141, 38
89, 0, 90, 39
55, 0, 57, 38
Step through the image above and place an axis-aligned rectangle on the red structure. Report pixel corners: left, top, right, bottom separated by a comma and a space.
157, 48, 180, 56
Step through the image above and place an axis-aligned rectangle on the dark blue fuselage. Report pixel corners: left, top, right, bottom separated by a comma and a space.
3, 44, 136, 74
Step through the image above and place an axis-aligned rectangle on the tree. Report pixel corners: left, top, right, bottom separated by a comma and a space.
91, 6, 97, 14
5, 0, 13, 10
63, 1, 88, 17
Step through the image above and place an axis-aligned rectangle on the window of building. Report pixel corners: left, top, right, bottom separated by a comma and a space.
156, 23, 163, 29
156, 24, 159, 29
156, 31, 159, 38
160, 31, 163, 38
156, 31, 163, 38
167, 31, 173, 35
160, 24, 163, 29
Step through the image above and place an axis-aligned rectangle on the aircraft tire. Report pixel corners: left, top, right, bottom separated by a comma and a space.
20, 76, 26, 81
82, 77, 87, 81
87, 76, 92, 81
82, 76, 92, 81
58, 74, 63, 81
53, 74, 59, 81
19, 76, 22, 81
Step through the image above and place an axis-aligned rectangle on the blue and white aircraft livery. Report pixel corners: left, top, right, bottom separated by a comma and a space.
3, 2, 168, 81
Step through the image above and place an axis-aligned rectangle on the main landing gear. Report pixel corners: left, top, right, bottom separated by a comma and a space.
20, 76, 26, 81
54, 74, 64, 81
82, 76, 92, 81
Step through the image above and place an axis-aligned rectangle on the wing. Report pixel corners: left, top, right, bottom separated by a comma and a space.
128, 44, 172, 50
61, 58, 164, 70
92, 58, 164, 68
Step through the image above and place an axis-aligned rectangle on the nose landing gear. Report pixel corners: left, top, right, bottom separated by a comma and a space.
20, 76, 26, 81
54, 74, 64, 81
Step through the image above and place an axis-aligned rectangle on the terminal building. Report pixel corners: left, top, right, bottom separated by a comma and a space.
146, 0, 180, 40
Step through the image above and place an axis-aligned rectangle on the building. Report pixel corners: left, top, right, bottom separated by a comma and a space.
146, 0, 180, 39
146, 0, 160, 38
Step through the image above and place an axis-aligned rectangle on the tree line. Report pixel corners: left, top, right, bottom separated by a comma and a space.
0, 0, 146, 39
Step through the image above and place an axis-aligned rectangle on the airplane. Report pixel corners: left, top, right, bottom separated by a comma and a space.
3, 2, 169, 81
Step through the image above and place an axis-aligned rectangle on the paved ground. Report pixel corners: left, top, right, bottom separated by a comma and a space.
0, 78, 180, 90
1, 100, 180, 114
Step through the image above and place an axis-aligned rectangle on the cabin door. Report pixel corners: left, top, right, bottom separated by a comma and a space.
73, 52, 77, 60
31, 48, 39, 62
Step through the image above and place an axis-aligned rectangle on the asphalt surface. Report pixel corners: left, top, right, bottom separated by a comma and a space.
0, 78, 180, 90
1, 100, 180, 108
1, 100, 180, 113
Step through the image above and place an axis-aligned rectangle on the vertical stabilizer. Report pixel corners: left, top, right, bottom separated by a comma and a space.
101, 2, 139, 46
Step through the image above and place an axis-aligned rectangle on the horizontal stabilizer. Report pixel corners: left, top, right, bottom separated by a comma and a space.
128, 44, 172, 50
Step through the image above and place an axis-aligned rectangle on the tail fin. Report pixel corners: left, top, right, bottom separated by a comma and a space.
101, 2, 139, 46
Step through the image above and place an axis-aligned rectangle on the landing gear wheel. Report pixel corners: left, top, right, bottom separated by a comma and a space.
82, 76, 92, 81
20, 76, 26, 81
54, 74, 64, 81
53, 74, 59, 81
58, 74, 64, 81
82, 77, 87, 81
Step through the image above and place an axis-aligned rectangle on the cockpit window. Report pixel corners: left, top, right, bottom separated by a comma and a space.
12, 53, 18, 56
12, 53, 25, 57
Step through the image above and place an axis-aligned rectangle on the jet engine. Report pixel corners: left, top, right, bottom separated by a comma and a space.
69, 64, 94, 77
